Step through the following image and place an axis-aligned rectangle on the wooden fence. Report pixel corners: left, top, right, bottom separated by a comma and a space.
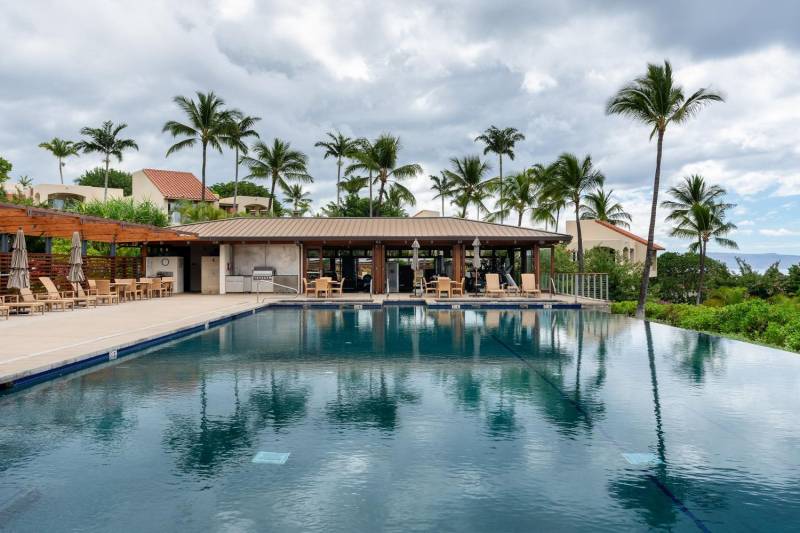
0, 253, 142, 293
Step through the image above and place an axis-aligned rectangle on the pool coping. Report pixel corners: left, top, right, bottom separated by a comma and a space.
0, 300, 590, 393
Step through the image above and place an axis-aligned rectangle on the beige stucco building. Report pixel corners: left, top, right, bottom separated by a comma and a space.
218, 196, 271, 216
31, 184, 124, 208
565, 219, 664, 277
131, 169, 218, 223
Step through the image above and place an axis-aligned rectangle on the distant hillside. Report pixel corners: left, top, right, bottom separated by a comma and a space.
708, 252, 800, 273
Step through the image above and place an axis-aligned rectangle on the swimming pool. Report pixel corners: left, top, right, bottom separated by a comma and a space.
1, 307, 798, 531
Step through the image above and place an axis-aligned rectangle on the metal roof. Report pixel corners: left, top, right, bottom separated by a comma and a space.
175, 217, 571, 243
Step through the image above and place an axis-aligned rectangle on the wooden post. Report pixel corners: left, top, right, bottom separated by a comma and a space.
533, 245, 541, 290
140, 243, 148, 280
372, 243, 385, 294
452, 244, 463, 283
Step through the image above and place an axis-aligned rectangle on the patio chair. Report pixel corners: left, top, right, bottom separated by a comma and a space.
95, 279, 120, 305
22, 287, 74, 311
87, 279, 99, 295
315, 277, 332, 298
72, 282, 98, 307
161, 277, 175, 296
451, 277, 465, 296
0, 294, 45, 316
0, 304, 8, 320
126, 279, 145, 300
330, 278, 345, 297
302, 278, 317, 297
422, 279, 437, 296
40, 277, 93, 308
484, 273, 506, 297
437, 277, 452, 298
520, 274, 541, 298
147, 279, 167, 298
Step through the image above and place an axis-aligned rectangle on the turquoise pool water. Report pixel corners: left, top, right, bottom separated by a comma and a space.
1, 308, 799, 531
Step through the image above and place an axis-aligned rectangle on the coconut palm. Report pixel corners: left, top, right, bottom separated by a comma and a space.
607, 60, 724, 318
545, 153, 604, 272
163, 91, 234, 202
528, 163, 563, 230
283, 183, 312, 216
75, 121, 139, 200
385, 183, 416, 213
669, 203, 737, 303
474, 126, 525, 224
38, 138, 79, 184
315, 131, 358, 206
241, 138, 312, 215
580, 188, 632, 229
444, 156, 492, 219
346, 134, 422, 216
222, 113, 261, 212
489, 167, 542, 226
662, 174, 733, 251
430, 172, 454, 216
338, 175, 368, 197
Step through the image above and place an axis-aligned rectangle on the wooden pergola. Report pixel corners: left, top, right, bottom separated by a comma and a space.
0, 202, 197, 244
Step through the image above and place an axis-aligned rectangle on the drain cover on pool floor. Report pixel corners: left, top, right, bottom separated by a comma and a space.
621, 453, 661, 466
252, 452, 290, 465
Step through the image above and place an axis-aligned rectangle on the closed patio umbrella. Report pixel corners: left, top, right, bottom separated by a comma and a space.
67, 231, 85, 284
8, 228, 30, 290
411, 239, 420, 271
472, 238, 481, 295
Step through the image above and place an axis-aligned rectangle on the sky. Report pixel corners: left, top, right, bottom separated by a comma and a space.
2, 0, 800, 254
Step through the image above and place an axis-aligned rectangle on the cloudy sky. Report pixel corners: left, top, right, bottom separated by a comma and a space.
2, 0, 800, 253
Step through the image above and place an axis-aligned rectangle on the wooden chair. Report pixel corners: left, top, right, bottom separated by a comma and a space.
147, 279, 167, 298
484, 273, 506, 297
22, 287, 74, 311
520, 274, 541, 298
1, 293, 46, 315
437, 277, 452, 298
303, 278, 317, 297
0, 304, 8, 320
330, 278, 344, 297
73, 283, 98, 307
423, 279, 437, 296
95, 280, 119, 305
315, 277, 332, 298
161, 277, 175, 296
40, 276, 94, 308
451, 277, 465, 296
87, 279, 99, 295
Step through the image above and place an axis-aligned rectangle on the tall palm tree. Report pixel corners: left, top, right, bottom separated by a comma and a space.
669, 203, 737, 304
346, 134, 422, 216
430, 172, 454, 216
607, 60, 724, 318
38, 138, 79, 184
474, 126, 525, 224
163, 91, 234, 202
75, 121, 138, 200
283, 183, 312, 216
546, 153, 604, 272
662, 174, 733, 251
241, 138, 312, 215
489, 168, 542, 226
338, 175, 368, 197
386, 184, 417, 213
529, 162, 563, 230
444, 156, 492, 219
580, 188, 632, 229
222, 113, 261, 213
315, 131, 357, 206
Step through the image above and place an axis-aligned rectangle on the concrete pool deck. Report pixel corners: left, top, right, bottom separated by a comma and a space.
0, 292, 605, 389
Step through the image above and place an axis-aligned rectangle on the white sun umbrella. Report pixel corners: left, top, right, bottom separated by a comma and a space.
8, 228, 30, 290
67, 231, 85, 284
411, 239, 420, 271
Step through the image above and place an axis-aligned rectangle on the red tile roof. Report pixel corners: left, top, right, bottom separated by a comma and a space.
141, 168, 218, 201
594, 219, 665, 250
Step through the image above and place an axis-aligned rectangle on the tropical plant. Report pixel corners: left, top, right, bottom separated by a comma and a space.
0, 156, 11, 188
545, 153, 604, 272
315, 131, 358, 206
241, 138, 312, 215
320, 194, 406, 217
176, 201, 230, 223
669, 203, 737, 303
430, 172, 454, 216
580, 188, 632, 228
209, 180, 270, 198
346, 134, 422, 215
163, 91, 234, 202
653, 252, 733, 303
38, 138, 79, 184
283, 183, 312, 216
607, 60, 724, 318
386, 183, 416, 212
75, 121, 138, 200
75, 167, 133, 195
222, 112, 261, 212
444, 155, 492, 219
16, 175, 34, 195
71, 197, 169, 226
338, 175, 369, 196
474, 125, 525, 224
488, 167, 543, 226
662, 174, 733, 250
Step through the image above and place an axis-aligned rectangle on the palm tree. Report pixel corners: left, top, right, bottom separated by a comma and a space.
430, 172, 454, 216
163, 91, 234, 202
338, 175, 368, 197
607, 60, 724, 318
283, 183, 312, 216
315, 131, 357, 206
346, 134, 422, 216
662, 174, 733, 251
528, 163, 563, 230
222, 113, 261, 213
444, 156, 492, 219
348, 137, 378, 217
241, 138, 312, 215
385, 183, 416, 213
38, 138, 79, 184
669, 203, 737, 303
580, 188, 632, 229
489, 167, 542, 226
546, 153, 604, 272
75, 121, 138, 200
474, 126, 525, 224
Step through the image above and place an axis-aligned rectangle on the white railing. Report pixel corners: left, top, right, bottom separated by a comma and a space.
553, 272, 609, 302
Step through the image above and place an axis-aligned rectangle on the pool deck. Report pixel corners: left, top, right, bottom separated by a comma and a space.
0, 292, 605, 390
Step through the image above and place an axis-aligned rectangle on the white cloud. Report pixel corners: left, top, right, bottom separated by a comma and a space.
521, 71, 557, 94
759, 228, 800, 237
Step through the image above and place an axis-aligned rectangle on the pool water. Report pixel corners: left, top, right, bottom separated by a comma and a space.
1, 308, 799, 532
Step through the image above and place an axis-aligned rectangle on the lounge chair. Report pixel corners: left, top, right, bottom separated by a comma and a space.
1, 294, 45, 316
0, 304, 8, 320
95, 280, 119, 305
72, 282, 99, 307
330, 278, 344, 297
437, 277, 451, 298
40, 277, 94, 308
22, 287, 74, 311
484, 273, 506, 297
520, 274, 541, 298
451, 277, 465, 296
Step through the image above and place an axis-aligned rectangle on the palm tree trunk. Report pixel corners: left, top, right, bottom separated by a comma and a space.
441, 196, 445, 217
201, 142, 208, 203
636, 128, 665, 319
499, 155, 504, 224
103, 155, 110, 201
369, 170, 374, 218
269, 171, 278, 215
517, 210, 523, 227
58, 157, 64, 185
575, 203, 584, 273
233, 146, 239, 213
336, 157, 342, 206
696, 239, 707, 305
377, 174, 387, 215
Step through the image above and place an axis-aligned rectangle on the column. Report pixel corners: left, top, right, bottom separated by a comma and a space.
549, 247, 555, 294
533, 245, 541, 289
372, 243, 385, 294
219, 244, 230, 294
452, 244, 463, 283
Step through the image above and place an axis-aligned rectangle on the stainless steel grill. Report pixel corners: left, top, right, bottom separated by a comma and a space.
252, 267, 274, 281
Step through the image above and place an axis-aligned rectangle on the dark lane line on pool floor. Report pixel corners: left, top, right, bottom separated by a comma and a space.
488, 333, 712, 533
